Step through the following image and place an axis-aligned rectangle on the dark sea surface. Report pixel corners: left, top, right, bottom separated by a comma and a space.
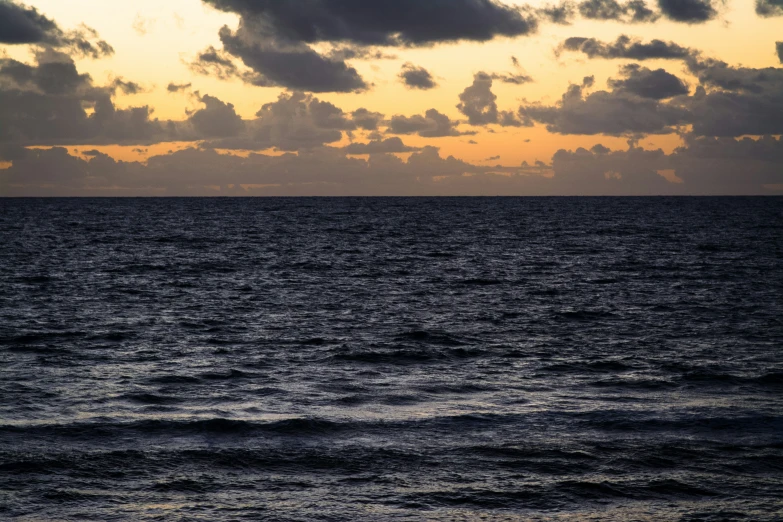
1, 197, 782, 521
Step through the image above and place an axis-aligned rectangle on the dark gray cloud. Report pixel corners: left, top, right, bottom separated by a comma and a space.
756, 0, 783, 16
190, 46, 241, 81
608, 64, 689, 99
457, 73, 527, 126
217, 24, 368, 93
521, 58, 783, 137
687, 57, 783, 93
0, 51, 167, 145
188, 94, 244, 138
200, 91, 382, 151
167, 82, 192, 93
0, 51, 92, 95
5, 136, 781, 196
457, 73, 499, 125
558, 35, 694, 60
778, 42, 783, 63
388, 109, 470, 138
558, 37, 783, 136
488, 72, 534, 85
110, 78, 145, 95
201, 0, 538, 46
518, 79, 689, 135
0, 0, 113, 58
0, 0, 58, 44
342, 137, 420, 154
399, 63, 438, 90
327, 46, 397, 61
578, 0, 659, 22
0, 46, 384, 151
351, 108, 384, 131
678, 86, 783, 137
538, 2, 576, 24
657, 0, 718, 22
196, 0, 539, 93
551, 0, 720, 24
554, 136, 783, 194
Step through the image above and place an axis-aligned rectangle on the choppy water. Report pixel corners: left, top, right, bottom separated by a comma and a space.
1, 197, 782, 521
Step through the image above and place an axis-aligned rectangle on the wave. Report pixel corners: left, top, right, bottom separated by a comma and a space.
331, 346, 485, 364
394, 329, 469, 346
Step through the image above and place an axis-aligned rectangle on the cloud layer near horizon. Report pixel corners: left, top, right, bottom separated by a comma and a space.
1, 0, 782, 196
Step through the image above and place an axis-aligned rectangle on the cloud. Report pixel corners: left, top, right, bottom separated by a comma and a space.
778, 42, 783, 63
552, 136, 783, 194
676, 57, 783, 136
188, 94, 244, 138
552, 0, 720, 24
578, 0, 659, 22
457, 73, 527, 126
167, 82, 192, 93
342, 137, 420, 154
351, 108, 384, 131
0, 1, 113, 58
201, 91, 369, 151
487, 72, 534, 85
677, 87, 783, 137
201, 0, 538, 46
190, 46, 241, 80
399, 63, 438, 90
518, 76, 689, 135
521, 56, 783, 138
110, 78, 145, 95
0, 0, 59, 44
558, 35, 694, 60
388, 109, 470, 137
538, 2, 576, 24
0, 51, 167, 145
756, 0, 783, 16
457, 73, 499, 125
5, 136, 781, 196
608, 64, 689, 99
214, 23, 368, 92
327, 46, 397, 61
197, 0, 538, 93
657, 0, 718, 22
687, 56, 783, 93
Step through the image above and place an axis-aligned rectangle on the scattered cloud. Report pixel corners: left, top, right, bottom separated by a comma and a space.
342, 137, 421, 154
657, 0, 718, 22
608, 64, 689, 99
200, 0, 539, 47
5, 136, 781, 196
389, 109, 471, 138
0, 1, 113, 58
0, 51, 165, 145
578, 0, 659, 23
756, 0, 783, 16
558, 35, 695, 60
518, 74, 689, 135
167, 82, 192, 93
457, 73, 527, 126
399, 63, 438, 90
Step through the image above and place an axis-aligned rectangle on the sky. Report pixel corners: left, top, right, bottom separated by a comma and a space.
0, 0, 782, 196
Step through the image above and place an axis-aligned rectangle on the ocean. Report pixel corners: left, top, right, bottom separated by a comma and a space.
1, 197, 782, 521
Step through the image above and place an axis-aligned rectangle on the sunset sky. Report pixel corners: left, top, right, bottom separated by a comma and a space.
1, 0, 781, 195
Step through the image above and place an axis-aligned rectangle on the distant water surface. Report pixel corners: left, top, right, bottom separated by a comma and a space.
1, 197, 782, 521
